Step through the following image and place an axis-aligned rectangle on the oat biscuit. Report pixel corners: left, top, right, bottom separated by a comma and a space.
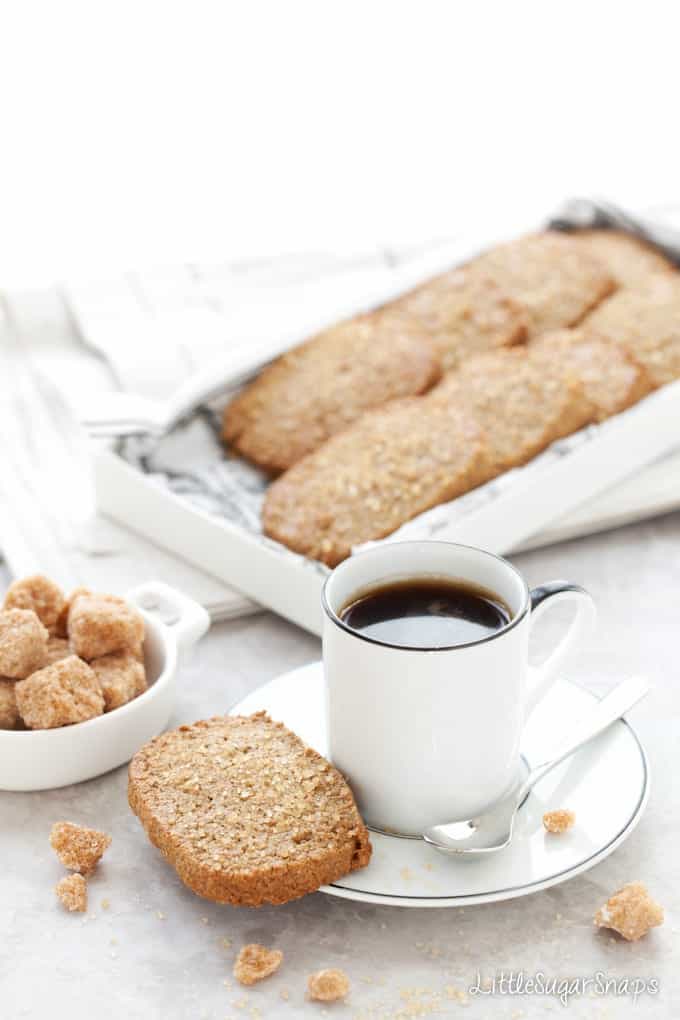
128, 712, 372, 906
571, 229, 677, 288
393, 265, 527, 371
234, 944, 284, 986
50, 821, 112, 873
0, 608, 48, 679
69, 593, 145, 660
15, 656, 104, 729
594, 882, 663, 941
262, 400, 488, 566
471, 232, 615, 336
430, 347, 596, 478
55, 873, 88, 913
307, 969, 350, 1002
0, 679, 21, 729
530, 329, 654, 421
223, 307, 440, 473
90, 650, 147, 711
583, 273, 680, 386
542, 809, 575, 834
3, 574, 65, 633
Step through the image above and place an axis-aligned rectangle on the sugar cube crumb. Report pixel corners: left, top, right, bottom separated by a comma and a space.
594, 882, 664, 941
307, 968, 350, 1002
234, 944, 283, 986
56, 873, 87, 912
543, 809, 575, 834
50, 821, 111, 874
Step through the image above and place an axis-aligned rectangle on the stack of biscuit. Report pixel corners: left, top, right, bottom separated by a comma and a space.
221, 230, 679, 566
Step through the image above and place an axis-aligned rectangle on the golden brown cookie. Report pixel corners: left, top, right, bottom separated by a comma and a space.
530, 328, 654, 420
128, 712, 372, 907
392, 265, 527, 371
430, 347, 596, 477
471, 232, 616, 337
222, 307, 440, 473
583, 273, 680, 386
571, 229, 677, 288
262, 400, 489, 566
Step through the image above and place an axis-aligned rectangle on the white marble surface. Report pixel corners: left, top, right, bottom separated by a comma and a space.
2, 514, 679, 1019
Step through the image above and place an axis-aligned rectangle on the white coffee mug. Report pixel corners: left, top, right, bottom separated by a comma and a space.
322, 541, 596, 835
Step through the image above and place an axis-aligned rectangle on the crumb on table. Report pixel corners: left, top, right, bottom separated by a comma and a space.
50, 821, 112, 874
307, 968, 350, 1002
56, 873, 88, 912
594, 881, 664, 941
234, 944, 284, 986
543, 809, 575, 834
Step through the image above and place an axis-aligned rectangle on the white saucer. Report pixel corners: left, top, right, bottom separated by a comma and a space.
229, 662, 649, 908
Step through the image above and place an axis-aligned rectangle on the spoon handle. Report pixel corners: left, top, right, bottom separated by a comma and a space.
521, 674, 649, 797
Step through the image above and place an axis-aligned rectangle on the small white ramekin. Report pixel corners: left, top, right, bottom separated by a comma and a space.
0, 581, 210, 791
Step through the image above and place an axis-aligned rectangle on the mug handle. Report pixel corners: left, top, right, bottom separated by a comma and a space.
525, 581, 597, 716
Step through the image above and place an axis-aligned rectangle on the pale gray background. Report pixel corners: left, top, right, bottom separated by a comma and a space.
1, 513, 678, 1019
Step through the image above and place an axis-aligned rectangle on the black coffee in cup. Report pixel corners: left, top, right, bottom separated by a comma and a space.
339, 577, 511, 649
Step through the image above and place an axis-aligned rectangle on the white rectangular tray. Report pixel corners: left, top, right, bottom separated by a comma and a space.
94, 207, 680, 633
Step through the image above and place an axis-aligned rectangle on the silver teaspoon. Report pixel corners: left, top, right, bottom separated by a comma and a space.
422, 674, 649, 856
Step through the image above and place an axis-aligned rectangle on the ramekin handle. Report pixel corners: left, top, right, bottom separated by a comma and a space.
126, 581, 210, 652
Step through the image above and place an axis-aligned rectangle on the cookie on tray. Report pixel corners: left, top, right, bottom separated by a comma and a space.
128, 712, 372, 907
429, 346, 596, 477
583, 273, 680, 386
222, 307, 441, 473
530, 328, 654, 421
471, 231, 616, 337
262, 400, 489, 566
393, 265, 527, 371
570, 229, 677, 288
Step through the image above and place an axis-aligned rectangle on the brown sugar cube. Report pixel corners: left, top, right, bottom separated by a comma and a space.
68, 593, 145, 660
543, 809, 575, 834
90, 651, 147, 711
55, 873, 88, 913
0, 608, 48, 679
54, 587, 91, 638
50, 821, 112, 874
234, 944, 284, 986
594, 882, 664, 941
15, 656, 104, 729
0, 679, 21, 729
45, 636, 71, 667
307, 969, 350, 1002
3, 574, 65, 633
